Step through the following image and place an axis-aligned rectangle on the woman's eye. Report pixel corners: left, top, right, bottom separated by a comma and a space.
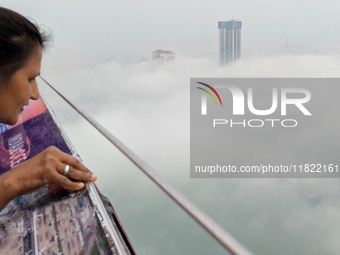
28, 78, 35, 83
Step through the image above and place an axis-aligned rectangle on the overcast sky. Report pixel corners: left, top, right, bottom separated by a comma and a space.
2, 0, 340, 63
2, 1, 340, 255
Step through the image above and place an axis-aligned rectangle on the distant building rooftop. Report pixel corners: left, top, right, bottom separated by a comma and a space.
152, 49, 175, 62
218, 20, 242, 29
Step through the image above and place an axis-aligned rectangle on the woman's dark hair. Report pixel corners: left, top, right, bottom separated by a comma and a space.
0, 7, 50, 83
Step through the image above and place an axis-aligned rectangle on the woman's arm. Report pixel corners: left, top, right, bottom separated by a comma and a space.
0, 146, 97, 211
0, 170, 17, 211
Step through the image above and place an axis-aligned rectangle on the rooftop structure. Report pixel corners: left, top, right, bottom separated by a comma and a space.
138, 57, 150, 63
152, 49, 175, 62
275, 35, 322, 55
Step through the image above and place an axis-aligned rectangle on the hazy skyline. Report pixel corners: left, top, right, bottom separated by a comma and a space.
2, 0, 340, 64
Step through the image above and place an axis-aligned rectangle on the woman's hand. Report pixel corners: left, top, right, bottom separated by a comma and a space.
0, 146, 97, 211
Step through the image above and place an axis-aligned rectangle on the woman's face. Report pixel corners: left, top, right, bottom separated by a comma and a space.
0, 47, 42, 125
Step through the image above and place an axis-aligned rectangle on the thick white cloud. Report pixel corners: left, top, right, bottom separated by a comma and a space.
36, 53, 340, 255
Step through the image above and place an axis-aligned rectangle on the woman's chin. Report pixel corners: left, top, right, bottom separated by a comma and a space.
0, 110, 22, 126
5, 116, 20, 126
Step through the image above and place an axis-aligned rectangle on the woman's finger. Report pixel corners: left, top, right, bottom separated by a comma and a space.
51, 171, 85, 191
65, 165, 96, 182
57, 150, 95, 175
72, 160, 93, 174
55, 161, 96, 182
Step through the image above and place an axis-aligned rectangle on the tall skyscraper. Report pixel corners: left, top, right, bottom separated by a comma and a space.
218, 20, 242, 65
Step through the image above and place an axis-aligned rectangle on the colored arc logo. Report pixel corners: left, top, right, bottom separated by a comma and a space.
196, 82, 223, 106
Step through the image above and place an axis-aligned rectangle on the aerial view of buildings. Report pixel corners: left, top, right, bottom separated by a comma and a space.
0, 187, 111, 255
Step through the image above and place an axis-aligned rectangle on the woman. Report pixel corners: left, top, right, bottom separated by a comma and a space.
0, 7, 97, 211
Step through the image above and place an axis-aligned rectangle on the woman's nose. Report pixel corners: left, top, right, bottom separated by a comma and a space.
30, 81, 40, 100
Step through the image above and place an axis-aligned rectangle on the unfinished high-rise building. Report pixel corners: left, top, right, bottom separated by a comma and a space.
218, 20, 242, 65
